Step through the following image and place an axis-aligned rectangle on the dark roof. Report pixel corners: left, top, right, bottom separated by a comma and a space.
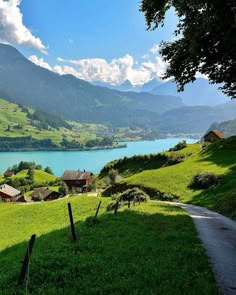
0, 184, 21, 197
61, 170, 93, 180
204, 130, 224, 139
31, 187, 59, 199
4, 170, 14, 177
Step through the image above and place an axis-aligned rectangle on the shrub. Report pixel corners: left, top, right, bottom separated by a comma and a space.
117, 188, 149, 203
106, 188, 149, 211
189, 172, 223, 189
163, 153, 185, 167
215, 190, 236, 220
169, 140, 187, 152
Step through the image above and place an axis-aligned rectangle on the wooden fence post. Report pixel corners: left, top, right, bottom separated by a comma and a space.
95, 201, 102, 218
67, 203, 77, 241
114, 201, 119, 215
18, 234, 36, 285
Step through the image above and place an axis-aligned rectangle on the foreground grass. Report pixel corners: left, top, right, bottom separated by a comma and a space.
0, 198, 218, 294
0, 195, 109, 251
123, 138, 236, 219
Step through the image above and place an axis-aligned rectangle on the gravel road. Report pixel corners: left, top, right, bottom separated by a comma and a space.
167, 202, 236, 295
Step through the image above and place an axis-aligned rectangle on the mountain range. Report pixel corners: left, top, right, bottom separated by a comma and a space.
0, 43, 183, 129
0, 43, 235, 136
94, 78, 228, 107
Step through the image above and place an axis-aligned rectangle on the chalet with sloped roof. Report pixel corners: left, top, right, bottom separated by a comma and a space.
0, 184, 21, 202
3, 170, 14, 178
61, 170, 93, 191
203, 130, 224, 143
31, 187, 61, 202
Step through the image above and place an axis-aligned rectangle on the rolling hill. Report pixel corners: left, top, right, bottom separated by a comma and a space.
0, 98, 116, 150
101, 137, 236, 219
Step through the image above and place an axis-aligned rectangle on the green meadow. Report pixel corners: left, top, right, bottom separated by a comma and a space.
118, 137, 236, 219
0, 196, 218, 294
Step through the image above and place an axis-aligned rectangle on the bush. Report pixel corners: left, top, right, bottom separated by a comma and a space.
117, 188, 149, 203
106, 188, 149, 211
169, 141, 187, 152
163, 153, 185, 167
215, 190, 236, 220
189, 172, 223, 189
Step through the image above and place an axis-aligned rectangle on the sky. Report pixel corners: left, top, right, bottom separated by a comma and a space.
0, 0, 179, 85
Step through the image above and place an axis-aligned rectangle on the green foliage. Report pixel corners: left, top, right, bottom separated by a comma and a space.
27, 109, 72, 130
58, 181, 69, 196
100, 150, 188, 179
215, 189, 236, 219
26, 166, 35, 183
0, 200, 218, 294
140, 0, 236, 97
117, 187, 149, 203
189, 172, 223, 189
0, 136, 57, 150
107, 188, 149, 211
108, 168, 118, 186
44, 166, 54, 175
8, 161, 42, 174
169, 140, 187, 152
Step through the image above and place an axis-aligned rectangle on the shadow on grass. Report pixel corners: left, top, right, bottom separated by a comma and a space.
0, 206, 218, 295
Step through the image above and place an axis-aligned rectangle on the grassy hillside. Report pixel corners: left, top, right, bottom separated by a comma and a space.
12, 170, 57, 184
105, 138, 236, 219
0, 98, 109, 145
0, 197, 218, 294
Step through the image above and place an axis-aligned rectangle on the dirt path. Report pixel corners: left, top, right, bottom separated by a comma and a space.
166, 202, 236, 295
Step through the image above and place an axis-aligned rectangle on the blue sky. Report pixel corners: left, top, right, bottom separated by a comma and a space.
0, 0, 178, 85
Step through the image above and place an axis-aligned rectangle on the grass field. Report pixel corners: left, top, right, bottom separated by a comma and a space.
0, 196, 218, 294
12, 169, 58, 184
109, 137, 236, 219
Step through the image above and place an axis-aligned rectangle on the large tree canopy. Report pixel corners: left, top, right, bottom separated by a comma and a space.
140, 0, 236, 98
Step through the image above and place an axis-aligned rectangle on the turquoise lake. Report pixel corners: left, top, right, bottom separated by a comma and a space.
0, 138, 196, 176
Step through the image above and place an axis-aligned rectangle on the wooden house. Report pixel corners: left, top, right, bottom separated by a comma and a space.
31, 187, 61, 202
61, 170, 93, 191
203, 130, 224, 143
3, 170, 14, 178
0, 184, 21, 202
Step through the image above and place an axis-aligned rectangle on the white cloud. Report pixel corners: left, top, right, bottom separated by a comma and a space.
0, 0, 47, 53
150, 44, 160, 54
28, 55, 52, 70
56, 53, 168, 85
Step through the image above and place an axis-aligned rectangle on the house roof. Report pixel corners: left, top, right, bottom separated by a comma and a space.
31, 187, 59, 199
4, 170, 14, 177
0, 184, 21, 197
204, 129, 224, 139
61, 170, 93, 181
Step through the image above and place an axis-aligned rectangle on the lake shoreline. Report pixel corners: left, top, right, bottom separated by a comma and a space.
0, 144, 127, 152
0, 138, 197, 175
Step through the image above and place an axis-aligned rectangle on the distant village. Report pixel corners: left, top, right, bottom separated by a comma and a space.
0, 169, 94, 203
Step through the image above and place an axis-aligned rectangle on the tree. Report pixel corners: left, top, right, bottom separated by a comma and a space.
44, 166, 54, 175
140, 0, 236, 98
27, 166, 34, 183
58, 181, 69, 196
108, 169, 118, 195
